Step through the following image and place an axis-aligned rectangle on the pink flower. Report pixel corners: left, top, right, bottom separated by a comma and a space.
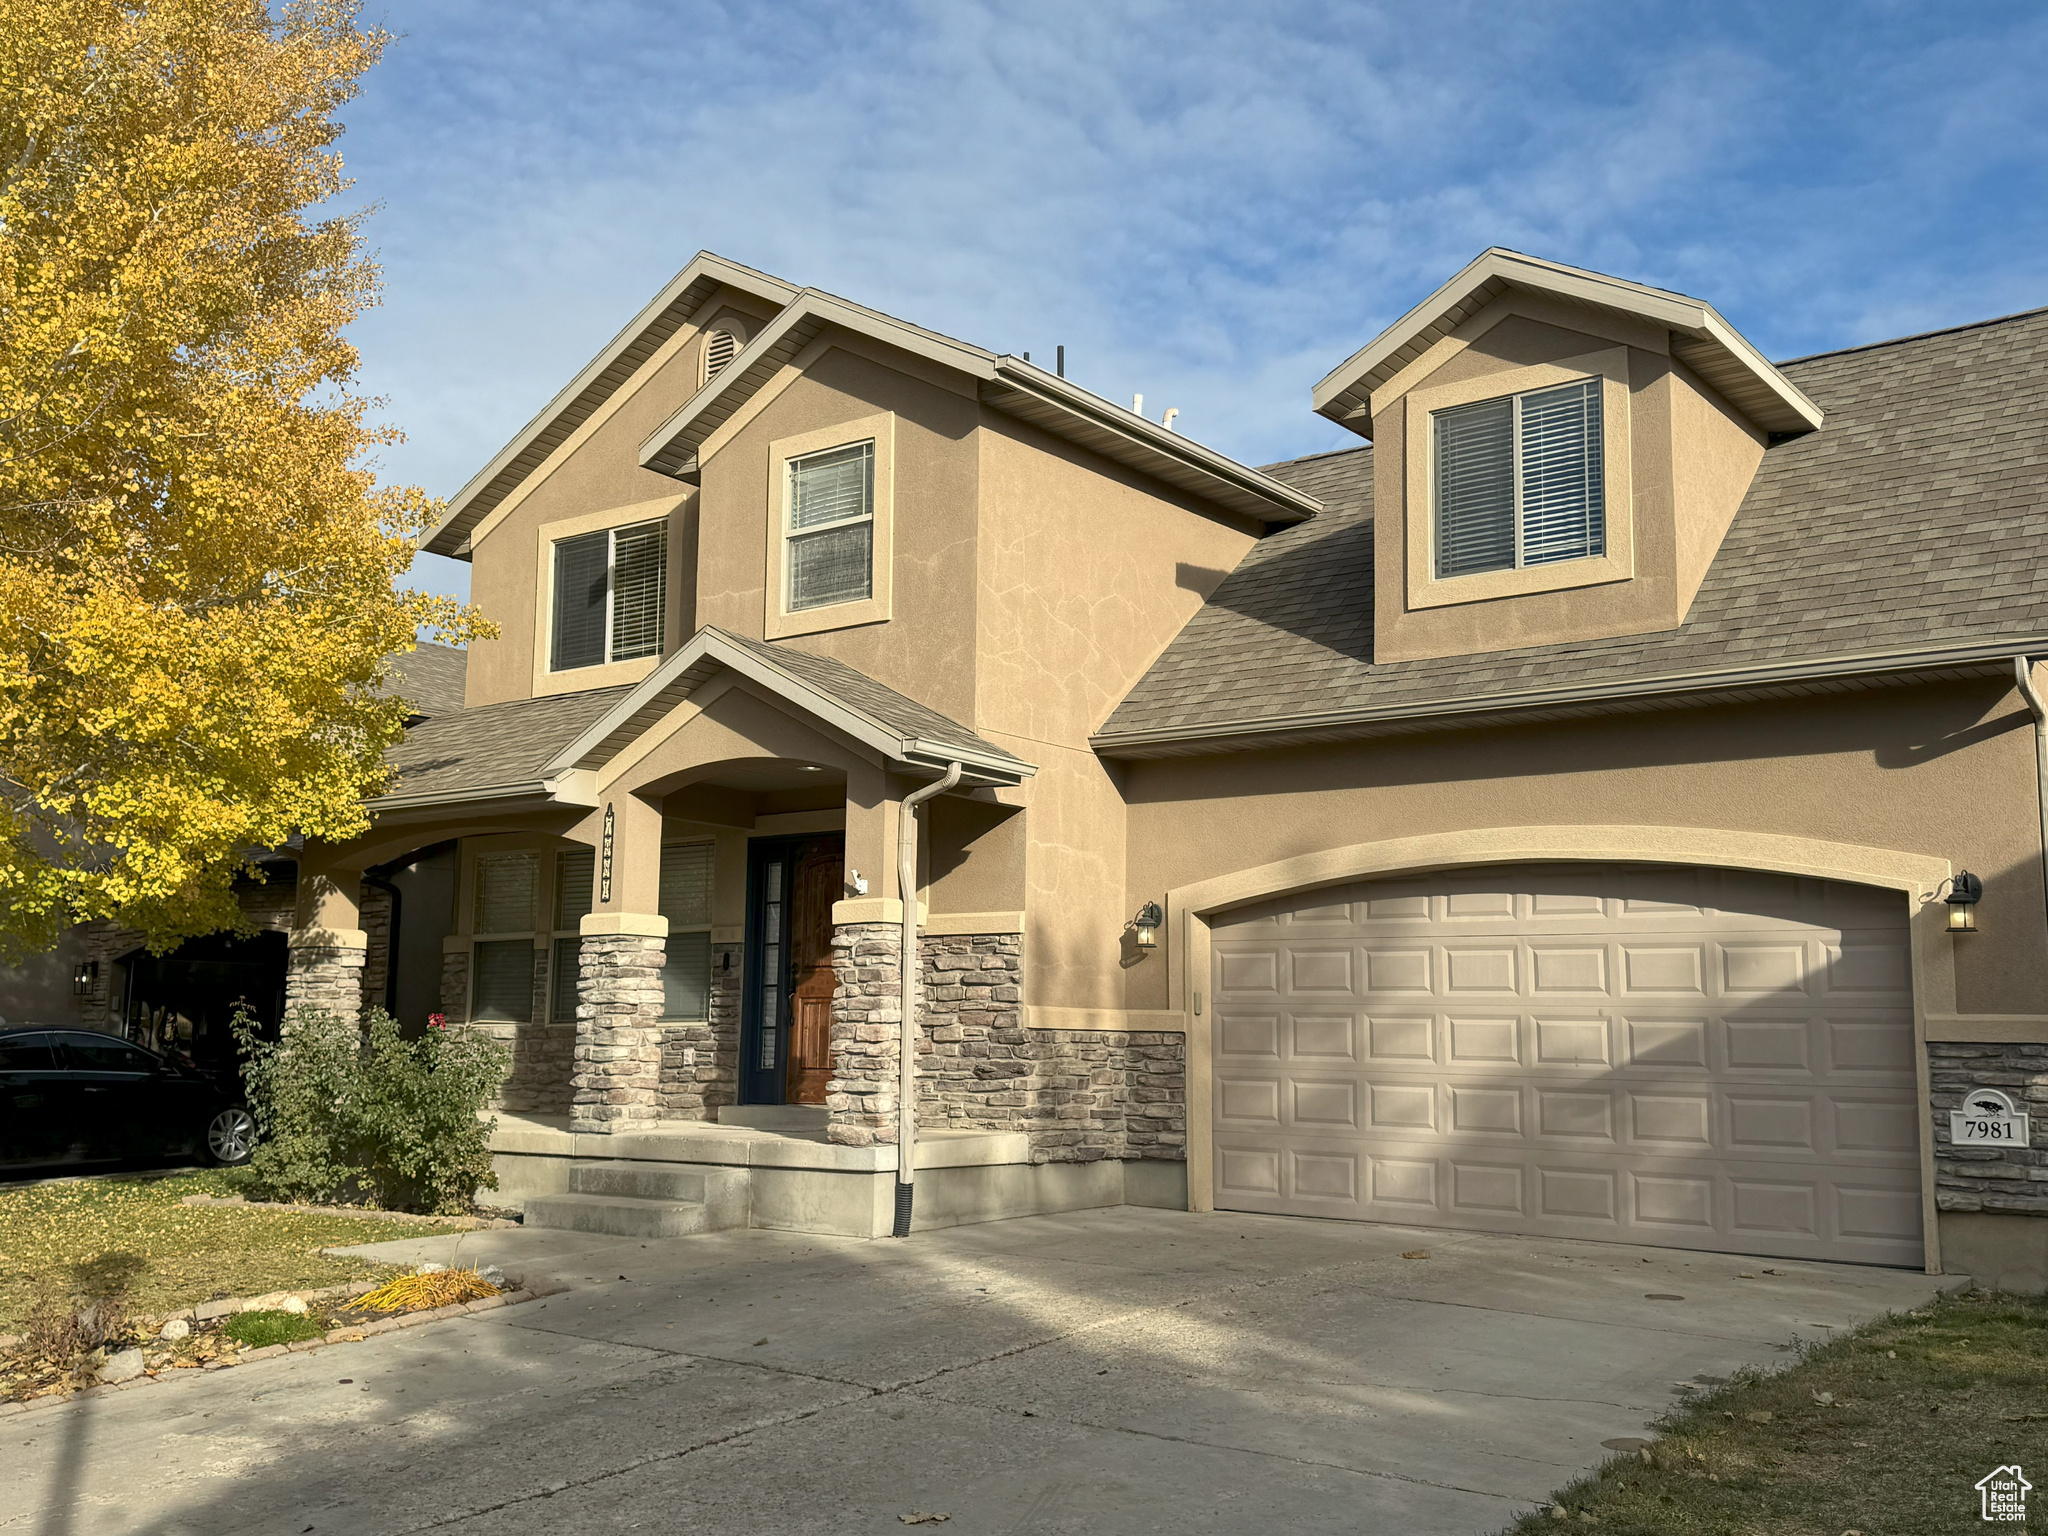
428, 1013, 446, 1029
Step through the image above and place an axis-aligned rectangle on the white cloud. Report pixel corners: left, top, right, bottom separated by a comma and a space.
352, 1, 2048, 604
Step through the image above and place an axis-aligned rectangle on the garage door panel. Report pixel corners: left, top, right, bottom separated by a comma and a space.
1449, 1015, 1521, 1063
1621, 945, 1707, 995
1365, 947, 1432, 993
1444, 945, 1518, 993
1626, 1017, 1709, 1068
1213, 863, 1922, 1266
1217, 1013, 1279, 1057
1534, 1017, 1611, 1066
1725, 1018, 1814, 1070
1366, 1013, 1435, 1062
1290, 1014, 1358, 1060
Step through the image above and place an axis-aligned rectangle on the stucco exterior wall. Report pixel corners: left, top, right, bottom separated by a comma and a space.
1117, 679, 2048, 1016
695, 343, 985, 727
462, 283, 781, 708
973, 417, 1263, 1009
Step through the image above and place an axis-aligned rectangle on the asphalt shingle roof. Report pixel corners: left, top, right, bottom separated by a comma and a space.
711, 629, 1013, 762
1098, 307, 2048, 744
383, 685, 632, 799
383, 643, 469, 721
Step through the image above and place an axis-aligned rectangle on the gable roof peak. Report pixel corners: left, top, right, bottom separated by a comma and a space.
424, 250, 800, 559
1312, 247, 1823, 440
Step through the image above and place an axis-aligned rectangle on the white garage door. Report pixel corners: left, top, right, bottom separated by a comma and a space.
1211, 864, 1924, 1266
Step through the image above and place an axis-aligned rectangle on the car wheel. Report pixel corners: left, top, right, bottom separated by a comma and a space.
205, 1107, 256, 1166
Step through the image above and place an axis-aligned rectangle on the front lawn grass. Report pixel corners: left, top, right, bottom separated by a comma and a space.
1504, 1286, 2048, 1534
0, 1170, 464, 1330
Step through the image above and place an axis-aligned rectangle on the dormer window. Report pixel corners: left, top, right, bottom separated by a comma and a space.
1435, 377, 1604, 578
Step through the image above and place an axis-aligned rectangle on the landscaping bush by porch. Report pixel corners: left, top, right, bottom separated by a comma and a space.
234, 1005, 509, 1214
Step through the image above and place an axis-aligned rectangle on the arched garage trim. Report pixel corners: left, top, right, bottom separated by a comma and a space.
1164, 826, 1955, 1272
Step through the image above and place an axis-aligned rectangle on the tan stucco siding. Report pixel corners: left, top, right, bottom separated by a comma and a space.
696, 344, 983, 727
462, 298, 773, 707
1117, 681, 2047, 1016
972, 417, 1263, 1012
1670, 354, 1768, 615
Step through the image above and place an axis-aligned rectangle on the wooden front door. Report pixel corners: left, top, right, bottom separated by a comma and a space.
784, 836, 843, 1105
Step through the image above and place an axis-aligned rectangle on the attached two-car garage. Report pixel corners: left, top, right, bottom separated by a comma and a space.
1210, 864, 1925, 1266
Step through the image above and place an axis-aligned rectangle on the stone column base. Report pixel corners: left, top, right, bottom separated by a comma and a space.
570, 931, 666, 1135
285, 929, 368, 1024
826, 923, 902, 1146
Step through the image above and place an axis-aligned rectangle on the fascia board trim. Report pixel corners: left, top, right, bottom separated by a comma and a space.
426, 253, 798, 556
540, 632, 1032, 783
987, 361, 1321, 522
1091, 636, 2048, 754
639, 292, 1000, 474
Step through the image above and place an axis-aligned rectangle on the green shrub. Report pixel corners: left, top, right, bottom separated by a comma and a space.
233, 1005, 509, 1214
222, 1309, 323, 1348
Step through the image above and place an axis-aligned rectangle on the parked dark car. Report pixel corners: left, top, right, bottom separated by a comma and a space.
0, 1028, 255, 1172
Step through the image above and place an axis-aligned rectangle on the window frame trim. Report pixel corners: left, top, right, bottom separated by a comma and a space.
1404, 347, 1633, 611
530, 495, 685, 699
764, 412, 895, 640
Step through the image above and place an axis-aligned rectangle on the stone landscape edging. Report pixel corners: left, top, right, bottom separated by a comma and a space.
0, 1277, 567, 1420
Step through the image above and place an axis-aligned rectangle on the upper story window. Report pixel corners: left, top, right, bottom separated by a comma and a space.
551, 518, 667, 671
1434, 377, 1604, 579
785, 440, 874, 612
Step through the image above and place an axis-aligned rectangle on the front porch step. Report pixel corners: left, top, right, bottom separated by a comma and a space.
715, 1104, 829, 1132
524, 1162, 750, 1238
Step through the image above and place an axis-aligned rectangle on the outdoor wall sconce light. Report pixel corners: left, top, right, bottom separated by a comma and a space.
1945, 870, 1983, 933
71, 960, 98, 995
1132, 901, 1163, 950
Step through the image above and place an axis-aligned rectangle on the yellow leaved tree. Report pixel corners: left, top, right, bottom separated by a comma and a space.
0, 0, 485, 961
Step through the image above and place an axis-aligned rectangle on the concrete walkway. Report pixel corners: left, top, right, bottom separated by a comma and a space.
0, 1209, 1957, 1535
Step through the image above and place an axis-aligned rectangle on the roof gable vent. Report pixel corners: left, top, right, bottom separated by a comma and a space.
703, 327, 740, 382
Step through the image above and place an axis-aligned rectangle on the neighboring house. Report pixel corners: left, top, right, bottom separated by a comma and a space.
75, 246, 2048, 1283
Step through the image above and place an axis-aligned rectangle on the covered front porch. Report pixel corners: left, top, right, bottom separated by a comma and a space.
272, 631, 1185, 1230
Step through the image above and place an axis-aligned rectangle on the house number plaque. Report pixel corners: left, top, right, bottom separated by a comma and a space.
600, 803, 615, 904
1951, 1088, 2030, 1147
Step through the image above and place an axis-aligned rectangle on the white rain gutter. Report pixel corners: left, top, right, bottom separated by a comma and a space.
2013, 657, 2048, 938
893, 760, 962, 1237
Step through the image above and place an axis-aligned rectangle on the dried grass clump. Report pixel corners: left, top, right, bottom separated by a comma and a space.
353, 1267, 499, 1314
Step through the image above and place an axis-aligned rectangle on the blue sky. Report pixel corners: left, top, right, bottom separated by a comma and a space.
342, 1, 2048, 607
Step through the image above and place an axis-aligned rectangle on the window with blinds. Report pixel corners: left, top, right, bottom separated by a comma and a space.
550, 519, 668, 671
786, 441, 874, 612
473, 940, 535, 1022
1433, 377, 1603, 579
659, 840, 715, 1021
474, 853, 539, 934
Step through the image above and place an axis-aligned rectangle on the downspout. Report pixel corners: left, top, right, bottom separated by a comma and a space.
893, 761, 963, 1237
2013, 657, 2048, 938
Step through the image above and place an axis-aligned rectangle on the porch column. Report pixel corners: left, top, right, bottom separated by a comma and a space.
569, 792, 668, 1134
828, 766, 909, 1146
286, 850, 366, 1025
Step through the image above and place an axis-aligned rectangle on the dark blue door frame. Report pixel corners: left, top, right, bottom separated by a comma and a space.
739, 836, 806, 1105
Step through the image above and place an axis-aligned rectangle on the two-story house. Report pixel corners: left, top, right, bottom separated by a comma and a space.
276, 249, 2048, 1286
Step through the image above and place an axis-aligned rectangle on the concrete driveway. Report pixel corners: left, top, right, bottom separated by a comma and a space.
1, 1208, 1954, 1535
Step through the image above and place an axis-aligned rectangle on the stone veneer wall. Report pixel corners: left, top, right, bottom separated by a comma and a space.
657, 942, 743, 1119
569, 933, 665, 1134
825, 924, 1187, 1162
357, 884, 393, 1017
1930, 1041, 2048, 1214
441, 940, 576, 1118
